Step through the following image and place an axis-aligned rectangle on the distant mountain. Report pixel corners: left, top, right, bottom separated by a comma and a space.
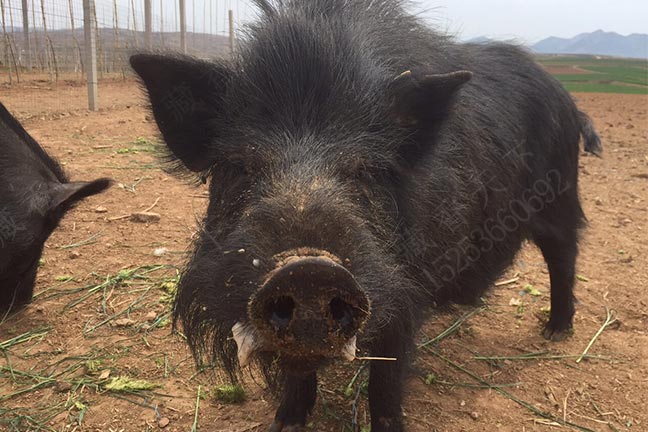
532, 30, 648, 59
465, 36, 523, 45
2, 26, 230, 73
466, 36, 493, 44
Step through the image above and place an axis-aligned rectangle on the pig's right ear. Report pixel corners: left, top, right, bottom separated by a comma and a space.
130, 54, 229, 172
49, 178, 113, 212
388, 68, 472, 127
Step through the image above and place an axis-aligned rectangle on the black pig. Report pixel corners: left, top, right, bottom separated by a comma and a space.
131, 0, 601, 430
0, 102, 111, 310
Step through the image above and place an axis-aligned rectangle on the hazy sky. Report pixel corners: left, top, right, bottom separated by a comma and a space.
416, 0, 648, 43
12, 0, 646, 43
172, 0, 648, 43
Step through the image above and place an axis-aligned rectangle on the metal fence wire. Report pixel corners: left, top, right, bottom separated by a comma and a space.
0, 0, 254, 82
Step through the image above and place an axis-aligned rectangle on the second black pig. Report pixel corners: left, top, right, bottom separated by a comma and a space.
0, 101, 111, 311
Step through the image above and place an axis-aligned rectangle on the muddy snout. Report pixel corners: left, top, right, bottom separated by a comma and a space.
248, 254, 370, 359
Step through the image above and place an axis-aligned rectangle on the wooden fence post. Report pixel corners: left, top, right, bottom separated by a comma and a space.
83, 0, 98, 111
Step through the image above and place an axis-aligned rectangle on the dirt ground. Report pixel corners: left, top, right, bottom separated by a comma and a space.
0, 76, 646, 432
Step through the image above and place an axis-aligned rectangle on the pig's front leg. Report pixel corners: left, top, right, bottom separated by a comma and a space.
368, 324, 409, 432
269, 372, 317, 432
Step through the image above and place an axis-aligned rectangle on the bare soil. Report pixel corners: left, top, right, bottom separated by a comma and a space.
0, 77, 646, 432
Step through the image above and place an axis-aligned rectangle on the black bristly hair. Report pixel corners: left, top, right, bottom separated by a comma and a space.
132, 1, 600, 429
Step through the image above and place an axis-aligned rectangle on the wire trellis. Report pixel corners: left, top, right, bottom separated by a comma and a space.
0, 0, 256, 82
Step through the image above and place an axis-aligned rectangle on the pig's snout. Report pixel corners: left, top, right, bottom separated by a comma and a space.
248, 254, 370, 359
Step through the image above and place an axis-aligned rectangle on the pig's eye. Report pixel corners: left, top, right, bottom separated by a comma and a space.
224, 149, 265, 178
222, 159, 250, 178
340, 157, 370, 183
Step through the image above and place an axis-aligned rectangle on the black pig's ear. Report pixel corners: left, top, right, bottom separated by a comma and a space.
130, 54, 230, 172
389, 68, 472, 127
49, 179, 112, 211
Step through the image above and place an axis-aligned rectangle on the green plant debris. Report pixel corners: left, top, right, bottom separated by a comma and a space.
122, 177, 146, 193
55, 275, 74, 282
343, 385, 354, 399
424, 375, 522, 389
49, 265, 172, 310
131, 136, 159, 148
474, 351, 610, 361
103, 376, 161, 393
159, 280, 178, 304
342, 363, 367, 399
72, 399, 88, 425
418, 305, 487, 348
49, 266, 179, 334
57, 232, 102, 250
576, 274, 590, 282
156, 317, 171, 328
85, 360, 102, 373
426, 348, 596, 432
516, 302, 525, 316
522, 284, 541, 296
212, 384, 246, 404
0, 327, 51, 351
424, 373, 437, 385
197, 386, 209, 400
191, 385, 202, 432
0, 403, 67, 431
576, 308, 618, 363
100, 162, 161, 170
116, 137, 160, 155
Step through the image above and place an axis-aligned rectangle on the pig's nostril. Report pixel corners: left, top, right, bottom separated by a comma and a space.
266, 296, 295, 331
330, 297, 354, 330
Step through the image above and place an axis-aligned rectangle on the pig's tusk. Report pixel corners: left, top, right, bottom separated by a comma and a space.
342, 336, 358, 362
343, 335, 398, 362
232, 322, 259, 367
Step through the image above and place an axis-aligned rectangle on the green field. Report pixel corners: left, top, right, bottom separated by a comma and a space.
537, 55, 648, 94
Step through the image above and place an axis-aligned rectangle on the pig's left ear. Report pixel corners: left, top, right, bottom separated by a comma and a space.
130, 54, 230, 172
388, 68, 472, 127
49, 179, 112, 211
